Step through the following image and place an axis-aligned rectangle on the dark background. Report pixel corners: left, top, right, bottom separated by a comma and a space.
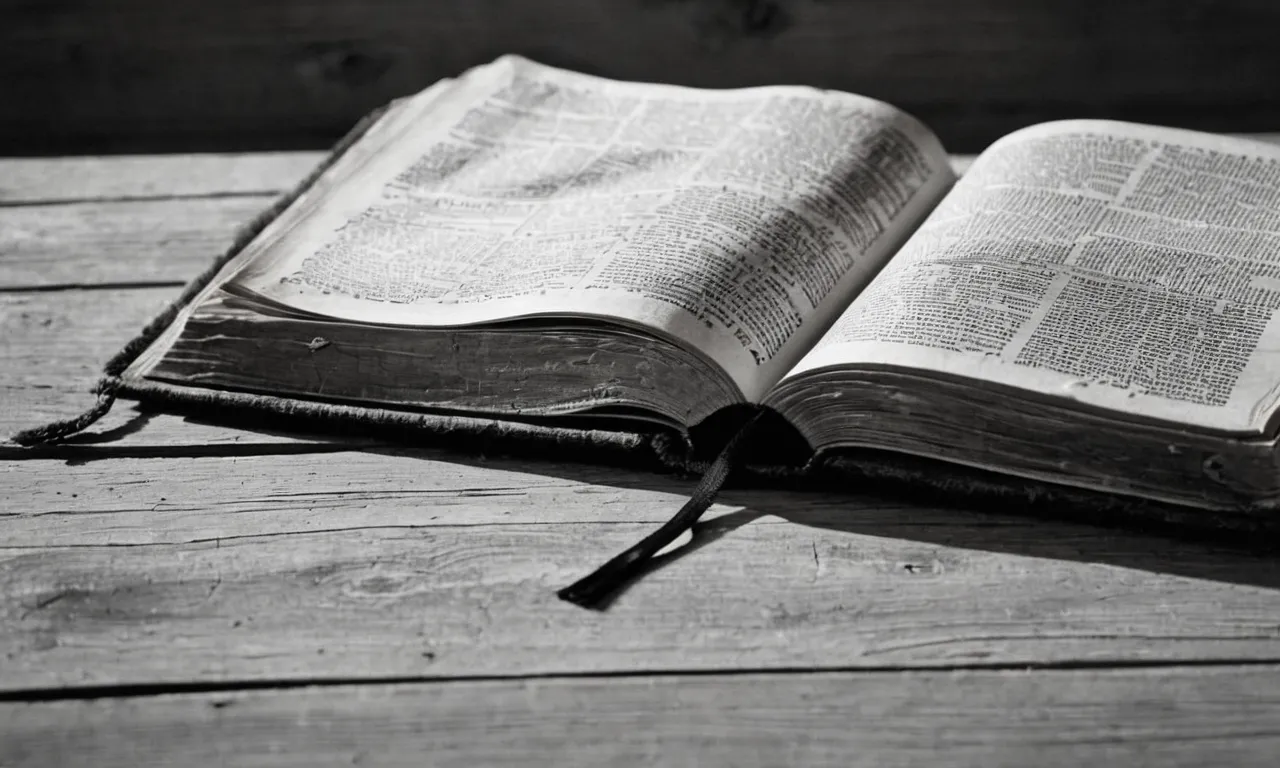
7, 0, 1280, 155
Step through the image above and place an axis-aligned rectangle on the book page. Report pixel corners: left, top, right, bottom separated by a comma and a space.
226, 55, 953, 401
787, 120, 1280, 434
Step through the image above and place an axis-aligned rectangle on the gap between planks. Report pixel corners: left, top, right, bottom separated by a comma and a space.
0, 152, 324, 203
5, 665, 1280, 767
7, 655, 1280, 703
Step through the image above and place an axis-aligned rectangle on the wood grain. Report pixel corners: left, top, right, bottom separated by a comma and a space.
6, 453, 1280, 690
0, 153, 321, 204
9, 0, 1280, 154
0, 450, 698, 542
6, 667, 1280, 767
0, 197, 278, 289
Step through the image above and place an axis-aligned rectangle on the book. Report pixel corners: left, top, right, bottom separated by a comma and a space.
21, 55, 1280, 602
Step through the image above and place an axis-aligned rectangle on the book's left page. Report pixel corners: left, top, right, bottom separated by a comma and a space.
198, 55, 954, 402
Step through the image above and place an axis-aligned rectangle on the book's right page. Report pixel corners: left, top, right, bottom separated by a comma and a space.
784, 120, 1280, 435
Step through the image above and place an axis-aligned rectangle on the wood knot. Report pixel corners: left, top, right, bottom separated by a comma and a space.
900, 560, 943, 577
355, 575, 408, 594
345, 571, 423, 600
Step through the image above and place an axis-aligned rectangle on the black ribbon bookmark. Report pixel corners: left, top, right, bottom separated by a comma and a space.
557, 407, 766, 609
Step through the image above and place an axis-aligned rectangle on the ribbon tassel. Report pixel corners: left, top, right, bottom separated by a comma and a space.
557, 408, 765, 609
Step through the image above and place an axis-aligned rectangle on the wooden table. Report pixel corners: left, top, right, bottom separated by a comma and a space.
6, 149, 1280, 766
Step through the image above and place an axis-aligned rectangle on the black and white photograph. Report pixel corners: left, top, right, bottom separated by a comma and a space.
5, 1, 1280, 765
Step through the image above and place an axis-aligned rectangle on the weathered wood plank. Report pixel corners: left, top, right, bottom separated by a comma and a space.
0, 451, 699, 542
0, 152, 322, 204
5, 456, 1280, 690
0, 197, 275, 289
8, 0, 1280, 154
6, 667, 1280, 767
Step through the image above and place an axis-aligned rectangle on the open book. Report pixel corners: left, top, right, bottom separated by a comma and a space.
122, 55, 1280, 514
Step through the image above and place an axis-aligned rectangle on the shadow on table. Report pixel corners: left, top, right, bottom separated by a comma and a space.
16, 403, 1280, 599
578, 486, 1280, 608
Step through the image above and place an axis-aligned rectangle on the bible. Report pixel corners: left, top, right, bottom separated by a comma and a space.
20, 56, 1280, 602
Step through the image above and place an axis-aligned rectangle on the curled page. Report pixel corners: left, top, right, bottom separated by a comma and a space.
227, 55, 952, 401
790, 120, 1280, 434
